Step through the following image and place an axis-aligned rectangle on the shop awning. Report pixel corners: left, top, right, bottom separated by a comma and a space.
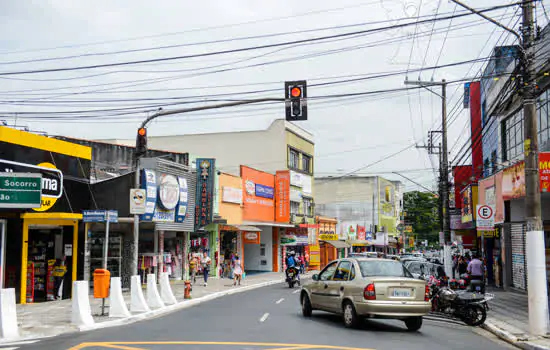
242, 221, 295, 228
235, 225, 261, 232
348, 240, 373, 247
320, 240, 351, 249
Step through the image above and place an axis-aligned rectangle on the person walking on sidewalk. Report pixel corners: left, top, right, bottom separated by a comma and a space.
189, 255, 198, 284
467, 253, 485, 281
457, 256, 468, 277
52, 259, 67, 300
201, 251, 212, 286
233, 255, 243, 286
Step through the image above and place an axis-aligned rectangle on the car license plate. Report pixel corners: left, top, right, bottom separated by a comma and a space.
392, 288, 411, 297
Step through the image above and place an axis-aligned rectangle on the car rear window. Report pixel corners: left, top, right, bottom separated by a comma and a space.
359, 260, 413, 278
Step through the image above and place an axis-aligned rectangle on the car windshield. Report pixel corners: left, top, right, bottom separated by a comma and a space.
358, 260, 413, 278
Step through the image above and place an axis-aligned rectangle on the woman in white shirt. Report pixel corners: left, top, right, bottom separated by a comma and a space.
233, 255, 243, 286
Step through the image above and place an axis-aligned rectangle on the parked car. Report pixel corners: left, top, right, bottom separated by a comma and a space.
403, 260, 445, 280
300, 258, 431, 331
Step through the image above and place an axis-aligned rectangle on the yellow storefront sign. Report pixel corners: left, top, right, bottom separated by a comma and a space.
319, 233, 338, 240
477, 227, 500, 238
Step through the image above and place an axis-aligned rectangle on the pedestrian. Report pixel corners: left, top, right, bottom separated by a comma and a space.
233, 254, 243, 286
189, 254, 198, 284
457, 256, 468, 277
52, 258, 67, 300
304, 252, 310, 273
467, 253, 485, 281
201, 251, 212, 286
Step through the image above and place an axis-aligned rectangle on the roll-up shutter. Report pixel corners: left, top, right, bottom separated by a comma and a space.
511, 223, 527, 290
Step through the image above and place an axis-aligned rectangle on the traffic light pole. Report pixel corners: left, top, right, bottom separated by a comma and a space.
450, 0, 547, 336
131, 97, 285, 279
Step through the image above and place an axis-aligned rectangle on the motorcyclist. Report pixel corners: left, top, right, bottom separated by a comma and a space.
286, 251, 300, 283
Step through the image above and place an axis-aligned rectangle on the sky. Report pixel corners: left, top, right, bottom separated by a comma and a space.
0, 0, 548, 192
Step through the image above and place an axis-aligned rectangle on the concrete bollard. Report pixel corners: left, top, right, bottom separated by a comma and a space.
146, 274, 165, 309
109, 277, 130, 318
159, 273, 177, 305
0, 288, 19, 339
71, 281, 94, 327
130, 275, 150, 313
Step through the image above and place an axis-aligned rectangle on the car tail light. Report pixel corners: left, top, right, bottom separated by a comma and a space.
364, 283, 376, 300
424, 285, 430, 301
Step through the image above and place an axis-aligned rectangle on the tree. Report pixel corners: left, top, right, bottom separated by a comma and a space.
403, 191, 440, 244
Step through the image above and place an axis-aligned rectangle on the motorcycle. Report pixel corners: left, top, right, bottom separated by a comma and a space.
286, 266, 300, 288
430, 283, 493, 326
457, 273, 486, 293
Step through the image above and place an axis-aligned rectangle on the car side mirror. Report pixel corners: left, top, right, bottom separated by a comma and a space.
312, 274, 319, 281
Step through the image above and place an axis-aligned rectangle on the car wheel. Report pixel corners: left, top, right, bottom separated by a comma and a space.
404, 317, 423, 332
343, 301, 359, 328
301, 294, 312, 317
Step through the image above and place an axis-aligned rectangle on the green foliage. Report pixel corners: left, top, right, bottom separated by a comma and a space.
403, 191, 440, 243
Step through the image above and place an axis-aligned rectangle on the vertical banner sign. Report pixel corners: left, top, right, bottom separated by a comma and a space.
140, 169, 157, 221
195, 158, 215, 231
275, 170, 290, 223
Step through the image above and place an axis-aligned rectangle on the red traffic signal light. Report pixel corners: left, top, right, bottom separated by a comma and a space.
284, 80, 307, 121
291, 87, 302, 97
138, 127, 147, 136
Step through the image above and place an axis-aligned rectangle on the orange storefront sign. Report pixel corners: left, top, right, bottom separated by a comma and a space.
540, 152, 550, 193
275, 170, 290, 223
241, 165, 275, 222
243, 231, 261, 244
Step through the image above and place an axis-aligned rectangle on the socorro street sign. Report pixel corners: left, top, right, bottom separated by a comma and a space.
476, 204, 495, 231
0, 173, 42, 208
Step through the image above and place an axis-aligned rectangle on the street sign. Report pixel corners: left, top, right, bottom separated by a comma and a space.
129, 189, 146, 214
83, 210, 119, 223
0, 173, 42, 208
476, 204, 495, 230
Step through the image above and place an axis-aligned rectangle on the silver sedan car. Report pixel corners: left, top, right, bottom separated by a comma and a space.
300, 258, 431, 331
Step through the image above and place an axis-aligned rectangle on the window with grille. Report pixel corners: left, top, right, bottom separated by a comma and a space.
303, 198, 313, 217
288, 148, 299, 169
302, 154, 312, 174
290, 201, 301, 215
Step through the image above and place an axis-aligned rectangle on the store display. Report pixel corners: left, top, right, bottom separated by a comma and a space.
26, 262, 34, 303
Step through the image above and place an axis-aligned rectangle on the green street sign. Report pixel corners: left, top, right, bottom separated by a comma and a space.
0, 173, 42, 208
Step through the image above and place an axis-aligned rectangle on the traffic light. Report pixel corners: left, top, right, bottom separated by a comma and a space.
285, 80, 307, 121
136, 127, 147, 158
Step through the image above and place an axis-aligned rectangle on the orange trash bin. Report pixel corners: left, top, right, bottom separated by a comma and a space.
93, 269, 111, 299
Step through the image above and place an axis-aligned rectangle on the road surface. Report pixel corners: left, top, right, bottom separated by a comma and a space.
6, 282, 513, 350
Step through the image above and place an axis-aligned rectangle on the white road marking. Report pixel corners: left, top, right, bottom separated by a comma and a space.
0, 340, 40, 346
276, 298, 285, 304
1, 347, 20, 350
259, 312, 270, 322
293, 289, 300, 294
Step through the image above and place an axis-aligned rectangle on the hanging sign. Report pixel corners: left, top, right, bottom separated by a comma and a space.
195, 158, 215, 230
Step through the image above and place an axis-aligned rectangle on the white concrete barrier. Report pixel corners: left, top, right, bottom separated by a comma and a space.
130, 275, 150, 313
109, 277, 130, 318
146, 274, 165, 309
159, 273, 177, 305
0, 288, 19, 339
71, 281, 94, 327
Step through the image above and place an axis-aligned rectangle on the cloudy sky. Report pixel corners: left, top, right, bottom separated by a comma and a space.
0, 0, 547, 191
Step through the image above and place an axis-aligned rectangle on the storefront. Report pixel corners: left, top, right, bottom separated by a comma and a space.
136, 158, 196, 283
0, 126, 92, 304
317, 216, 344, 268
240, 166, 293, 273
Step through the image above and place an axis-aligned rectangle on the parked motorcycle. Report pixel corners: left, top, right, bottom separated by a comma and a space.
430, 283, 492, 326
286, 266, 300, 288
458, 273, 486, 293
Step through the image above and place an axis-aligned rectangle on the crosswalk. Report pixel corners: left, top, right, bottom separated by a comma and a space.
0, 339, 41, 349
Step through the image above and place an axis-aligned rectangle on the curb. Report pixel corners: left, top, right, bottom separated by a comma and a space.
482, 321, 550, 350
79, 278, 286, 332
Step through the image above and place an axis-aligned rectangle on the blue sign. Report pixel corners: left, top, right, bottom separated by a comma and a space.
140, 169, 157, 221
195, 158, 215, 231
366, 232, 373, 241
83, 210, 118, 223
175, 177, 188, 223
255, 184, 274, 199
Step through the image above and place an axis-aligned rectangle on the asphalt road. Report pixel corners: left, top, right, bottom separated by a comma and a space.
8, 282, 513, 350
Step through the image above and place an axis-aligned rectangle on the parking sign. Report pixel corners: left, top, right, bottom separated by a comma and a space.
476, 205, 495, 230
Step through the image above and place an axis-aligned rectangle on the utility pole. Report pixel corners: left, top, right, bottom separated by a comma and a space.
450, 0, 547, 335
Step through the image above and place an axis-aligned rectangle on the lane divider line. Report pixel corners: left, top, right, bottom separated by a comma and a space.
293, 289, 300, 294
276, 298, 285, 304
259, 313, 270, 323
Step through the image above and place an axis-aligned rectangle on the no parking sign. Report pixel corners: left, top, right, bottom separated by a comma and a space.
476, 205, 495, 230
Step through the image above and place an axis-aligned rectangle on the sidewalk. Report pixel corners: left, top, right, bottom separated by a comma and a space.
483, 287, 550, 350
14, 272, 287, 341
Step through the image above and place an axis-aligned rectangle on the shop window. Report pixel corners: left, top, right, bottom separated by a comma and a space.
302, 154, 312, 174
291, 201, 301, 215
260, 244, 266, 256
303, 198, 313, 217
288, 148, 300, 170
491, 150, 497, 174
